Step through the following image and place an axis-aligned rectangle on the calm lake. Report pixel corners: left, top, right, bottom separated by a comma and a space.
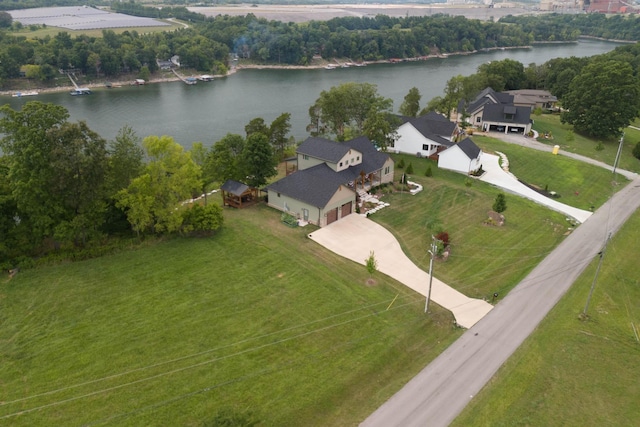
3, 39, 624, 149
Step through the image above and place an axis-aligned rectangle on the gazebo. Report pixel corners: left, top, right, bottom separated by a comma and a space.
220, 180, 259, 208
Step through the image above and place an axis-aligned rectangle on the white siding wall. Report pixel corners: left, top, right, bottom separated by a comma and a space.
267, 186, 355, 227
438, 146, 482, 174
394, 123, 439, 157
297, 154, 325, 171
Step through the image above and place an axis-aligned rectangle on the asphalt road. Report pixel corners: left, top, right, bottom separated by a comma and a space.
361, 173, 640, 426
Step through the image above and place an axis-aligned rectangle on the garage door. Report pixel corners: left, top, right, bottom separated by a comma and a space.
326, 208, 338, 225
508, 126, 525, 134
341, 202, 352, 217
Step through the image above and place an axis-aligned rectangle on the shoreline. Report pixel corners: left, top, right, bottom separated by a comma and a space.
1, 45, 536, 97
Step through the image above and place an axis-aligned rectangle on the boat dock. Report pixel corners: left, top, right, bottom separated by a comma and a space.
67, 73, 91, 95
172, 69, 197, 85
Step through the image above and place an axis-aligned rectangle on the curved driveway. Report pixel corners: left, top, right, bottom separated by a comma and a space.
479, 152, 593, 223
308, 214, 493, 329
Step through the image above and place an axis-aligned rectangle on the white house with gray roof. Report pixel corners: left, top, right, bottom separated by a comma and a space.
393, 112, 459, 158
437, 137, 483, 175
266, 136, 394, 227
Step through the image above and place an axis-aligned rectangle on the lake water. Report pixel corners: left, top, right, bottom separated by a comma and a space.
3, 39, 624, 149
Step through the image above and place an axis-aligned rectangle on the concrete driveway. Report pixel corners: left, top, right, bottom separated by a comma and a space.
479, 152, 594, 223
308, 214, 493, 329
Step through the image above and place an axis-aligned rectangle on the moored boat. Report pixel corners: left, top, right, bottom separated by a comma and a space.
70, 88, 91, 96
12, 90, 39, 97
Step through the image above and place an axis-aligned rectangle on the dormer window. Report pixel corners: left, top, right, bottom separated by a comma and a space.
339, 162, 343, 167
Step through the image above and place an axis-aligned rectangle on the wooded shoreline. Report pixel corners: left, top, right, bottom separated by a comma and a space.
0, 44, 535, 97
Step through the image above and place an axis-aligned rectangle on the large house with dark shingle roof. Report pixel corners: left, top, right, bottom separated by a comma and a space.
265, 136, 394, 227
393, 112, 459, 158
460, 87, 532, 135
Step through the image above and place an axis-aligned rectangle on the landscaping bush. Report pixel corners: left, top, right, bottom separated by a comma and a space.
397, 158, 405, 169
493, 192, 507, 213
406, 162, 414, 174
425, 165, 433, 177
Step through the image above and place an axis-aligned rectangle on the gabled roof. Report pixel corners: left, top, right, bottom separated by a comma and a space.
504, 89, 558, 105
481, 104, 531, 125
454, 137, 482, 160
344, 136, 391, 171
221, 179, 250, 196
465, 87, 514, 114
265, 163, 353, 208
403, 112, 457, 140
297, 137, 351, 163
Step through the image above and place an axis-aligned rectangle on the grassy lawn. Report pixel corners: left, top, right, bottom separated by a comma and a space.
373, 154, 570, 300
0, 201, 460, 426
472, 135, 625, 211
452, 208, 640, 426
531, 113, 640, 174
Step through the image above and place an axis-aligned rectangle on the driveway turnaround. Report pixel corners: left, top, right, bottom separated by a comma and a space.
479, 152, 593, 223
308, 214, 493, 329
361, 175, 640, 427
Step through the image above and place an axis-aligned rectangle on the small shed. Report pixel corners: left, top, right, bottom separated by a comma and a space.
220, 180, 259, 208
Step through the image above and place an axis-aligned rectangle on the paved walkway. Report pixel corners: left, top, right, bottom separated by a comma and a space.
308, 214, 493, 329
479, 152, 593, 223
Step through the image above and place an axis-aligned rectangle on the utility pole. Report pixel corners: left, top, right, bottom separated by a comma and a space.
583, 232, 611, 318
425, 236, 438, 313
613, 133, 624, 177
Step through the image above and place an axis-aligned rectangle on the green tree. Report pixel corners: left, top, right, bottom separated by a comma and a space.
181, 203, 224, 235
47, 121, 109, 245
399, 87, 421, 117
107, 125, 144, 196
245, 117, 269, 139
561, 59, 640, 139
363, 110, 399, 152
0, 102, 70, 241
116, 135, 202, 235
365, 250, 377, 277
308, 82, 393, 140
241, 132, 277, 188
269, 112, 292, 160
633, 141, 640, 161
0, 11, 12, 28
206, 133, 246, 184
493, 192, 507, 213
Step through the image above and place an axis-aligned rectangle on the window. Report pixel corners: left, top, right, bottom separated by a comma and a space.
339, 162, 343, 167
422, 144, 429, 151
384, 166, 390, 175
357, 156, 360, 161
476, 117, 481, 123
505, 113, 514, 120
277, 193, 281, 197
303, 154, 309, 160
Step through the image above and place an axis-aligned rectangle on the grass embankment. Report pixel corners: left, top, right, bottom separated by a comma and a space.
531, 113, 640, 174
453, 208, 640, 426
473, 135, 625, 211
374, 154, 570, 300
0, 202, 460, 426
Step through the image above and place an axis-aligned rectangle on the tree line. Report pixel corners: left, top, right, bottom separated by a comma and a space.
2, 10, 639, 84
0, 102, 293, 269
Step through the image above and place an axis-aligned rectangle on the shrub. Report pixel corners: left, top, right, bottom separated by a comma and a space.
405, 162, 414, 174
565, 130, 575, 142
633, 141, 640, 160
595, 142, 604, 151
397, 158, 405, 169
425, 165, 433, 177
493, 192, 507, 213
464, 178, 473, 187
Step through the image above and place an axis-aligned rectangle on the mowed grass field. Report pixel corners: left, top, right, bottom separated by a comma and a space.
0, 202, 461, 426
373, 154, 571, 300
453, 208, 640, 426
472, 135, 626, 211
531, 113, 640, 174
1, 134, 633, 425
10, 20, 184, 39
